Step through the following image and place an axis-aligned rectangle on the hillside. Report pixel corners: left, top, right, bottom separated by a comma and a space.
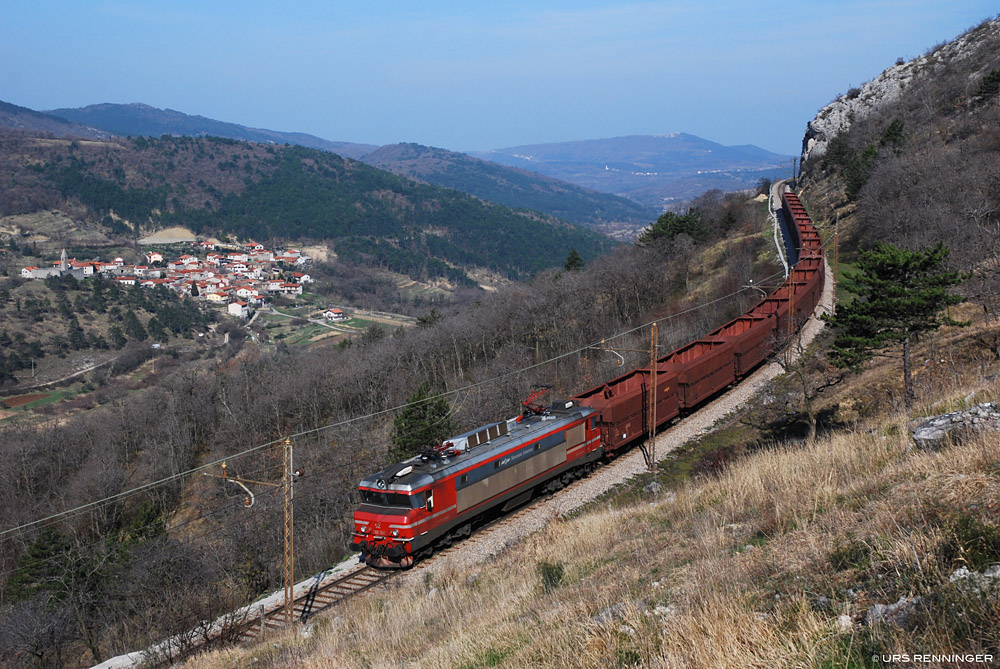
40, 103, 660, 234
0, 188, 777, 668
46, 102, 376, 159
189, 324, 1000, 667
361, 143, 657, 237
0, 131, 615, 285
471, 133, 793, 208
177, 17, 1000, 668
0, 100, 112, 141
799, 15, 1000, 318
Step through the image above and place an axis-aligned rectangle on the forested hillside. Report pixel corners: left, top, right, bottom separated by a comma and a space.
0, 132, 615, 285
360, 143, 657, 236
0, 190, 774, 667
24, 103, 658, 235
0, 275, 214, 384
46, 102, 377, 159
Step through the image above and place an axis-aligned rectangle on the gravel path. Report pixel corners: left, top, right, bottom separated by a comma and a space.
407, 262, 835, 580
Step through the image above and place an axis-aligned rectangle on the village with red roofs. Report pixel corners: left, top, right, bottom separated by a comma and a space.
20, 241, 317, 320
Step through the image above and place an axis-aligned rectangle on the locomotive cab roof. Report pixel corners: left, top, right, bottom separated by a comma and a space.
358, 400, 593, 493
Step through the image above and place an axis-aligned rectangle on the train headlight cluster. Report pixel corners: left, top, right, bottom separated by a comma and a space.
391, 529, 399, 537
360, 525, 367, 534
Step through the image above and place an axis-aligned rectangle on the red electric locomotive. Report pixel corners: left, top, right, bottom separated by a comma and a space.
352, 399, 601, 568
353, 187, 825, 567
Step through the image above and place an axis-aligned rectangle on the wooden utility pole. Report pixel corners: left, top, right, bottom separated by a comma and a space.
647, 322, 658, 472
204, 437, 298, 627
590, 325, 662, 473
282, 438, 295, 626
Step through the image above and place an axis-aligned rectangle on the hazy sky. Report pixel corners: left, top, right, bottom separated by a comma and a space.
2, 1, 996, 155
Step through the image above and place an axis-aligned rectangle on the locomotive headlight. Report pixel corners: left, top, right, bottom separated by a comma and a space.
360, 526, 367, 534
391, 529, 399, 537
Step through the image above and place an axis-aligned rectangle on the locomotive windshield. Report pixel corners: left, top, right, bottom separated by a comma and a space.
360, 489, 425, 509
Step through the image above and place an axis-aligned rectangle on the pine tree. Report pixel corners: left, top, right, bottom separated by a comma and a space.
389, 382, 456, 462
122, 310, 147, 341
564, 248, 585, 271
822, 241, 967, 410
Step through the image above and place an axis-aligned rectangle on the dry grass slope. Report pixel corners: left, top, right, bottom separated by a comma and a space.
185, 377, 1000, 667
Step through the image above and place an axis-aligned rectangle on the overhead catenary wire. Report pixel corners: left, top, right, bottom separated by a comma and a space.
0, 245, 821, 543
0, 452, 379, 584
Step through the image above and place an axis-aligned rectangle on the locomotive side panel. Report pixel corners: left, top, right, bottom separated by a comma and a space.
456, 440, 568, 513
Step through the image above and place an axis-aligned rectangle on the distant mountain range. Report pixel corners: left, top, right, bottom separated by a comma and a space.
25, 102, 656, 233
471, 134, 793, 208
1, 100, 792, 223
360, 143, 655, 235
0, 100, 112, 140
47, 102, 377, 159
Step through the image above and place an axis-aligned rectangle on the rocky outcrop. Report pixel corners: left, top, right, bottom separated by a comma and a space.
910, 402, 1000, 450
949, 565, 1000, 593
866, 595, 923, 626
801, 17, 1000, 165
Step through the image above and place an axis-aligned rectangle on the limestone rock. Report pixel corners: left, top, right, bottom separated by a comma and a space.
802, 18, 1000, 165
866, 595, 923, 626
911, 402, 1000, 450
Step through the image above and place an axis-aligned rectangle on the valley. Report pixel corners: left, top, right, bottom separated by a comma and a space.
2, 7, 1000, 667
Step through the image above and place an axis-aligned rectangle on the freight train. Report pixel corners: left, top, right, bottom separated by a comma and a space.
352, 189, 824, 568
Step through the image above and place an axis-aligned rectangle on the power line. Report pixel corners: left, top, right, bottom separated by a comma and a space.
0, 260, 805, 542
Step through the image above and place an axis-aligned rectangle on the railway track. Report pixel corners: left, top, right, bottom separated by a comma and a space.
230, 565, 392, 644
100, 184, 831, 668
218, 466, 597, 651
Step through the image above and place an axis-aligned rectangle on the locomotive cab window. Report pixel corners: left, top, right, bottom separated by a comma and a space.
360, 490, 413, 508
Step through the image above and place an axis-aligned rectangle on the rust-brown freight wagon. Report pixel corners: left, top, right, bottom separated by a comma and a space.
706, 315, 777, 378
572, 366, 679, 454
657, 339, 736, 409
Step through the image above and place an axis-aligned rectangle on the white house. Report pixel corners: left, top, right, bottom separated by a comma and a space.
324, 308, 348, 321
228, 301, 250, 319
